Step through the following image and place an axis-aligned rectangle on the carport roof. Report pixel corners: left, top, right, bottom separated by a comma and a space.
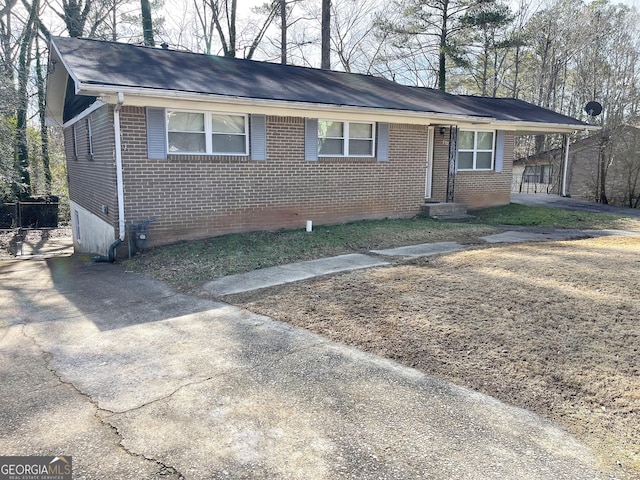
47, 36, 594, 133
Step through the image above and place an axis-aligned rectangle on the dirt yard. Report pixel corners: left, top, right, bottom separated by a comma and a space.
226, 236, 640, 479
0, 228, 72, 256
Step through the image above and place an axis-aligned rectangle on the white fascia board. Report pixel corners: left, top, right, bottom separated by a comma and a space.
62, 100, 106, 128
77, 83, 497, 126
50, 40, 82, 92
489, 120, 600, 134
45, 40, 85, 126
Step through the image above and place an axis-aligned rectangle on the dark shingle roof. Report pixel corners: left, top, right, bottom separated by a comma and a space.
456, 95, 590, 127
51, 36, 589, 129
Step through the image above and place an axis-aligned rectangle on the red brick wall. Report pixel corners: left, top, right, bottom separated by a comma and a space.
119, 108, 429, 247
431, 127, 514, 208
65, 105, 117, 227
66, 108, 515, 248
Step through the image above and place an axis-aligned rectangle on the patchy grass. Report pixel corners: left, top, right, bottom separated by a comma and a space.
229, 236, 640, 479
473, 203, 640, 230
123, 217, 497, 290
124, 204, 640, 290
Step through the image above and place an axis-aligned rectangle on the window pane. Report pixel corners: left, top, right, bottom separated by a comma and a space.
458, 131, 474, 150
212, 115, 245, 134
477, 131, 494, 150
319, 138, 344, 155
168, 112, 204, 132
168, 132, 206, 152
476, 152, 493, 169
212, 134, 246, 154
349, 139, 373, 156
458, 152, 474, 170
319, 120, 344, 138
350, 123, 373, 139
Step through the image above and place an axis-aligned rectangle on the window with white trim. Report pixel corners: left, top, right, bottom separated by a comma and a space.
457, 130, 494, 170
166, 110, 248, 155
87, 117, 94, 158
318, 120, 375, 157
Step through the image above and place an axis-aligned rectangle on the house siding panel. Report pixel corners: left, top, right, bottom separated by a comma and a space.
120, 110, 428, 247
65, 104, 118, 231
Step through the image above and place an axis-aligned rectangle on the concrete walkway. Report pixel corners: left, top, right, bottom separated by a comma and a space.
511, 193, 640, 218
205, 228, 639, 296
1, 254, 606, 479
204, 254, 389, 296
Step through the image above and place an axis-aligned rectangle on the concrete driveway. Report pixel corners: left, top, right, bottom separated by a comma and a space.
0, 254, 606, 479
511, 193, 640, 218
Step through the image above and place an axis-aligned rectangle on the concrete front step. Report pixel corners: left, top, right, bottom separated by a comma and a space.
420, 202, 468, 218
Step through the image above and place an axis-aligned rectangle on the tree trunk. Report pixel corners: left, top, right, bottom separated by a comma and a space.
438, 0, 449, 91
228, 0, 237, 57
141, 0, 155, 46
14, 0, 38, 198
63, 0, 91, 38
280, 0, 287, 64
36, 34, 51, 195
598, 138, 609, 204
321, 0, 330, 69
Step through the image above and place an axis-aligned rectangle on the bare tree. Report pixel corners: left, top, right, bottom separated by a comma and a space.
331, 0, 385, 74
192, 0, 278, 58
15, 0, 40, 198
321, 0, 330, 68
35, 32, 51, 194
55, 0, 93, 37
280, 0, 286, 63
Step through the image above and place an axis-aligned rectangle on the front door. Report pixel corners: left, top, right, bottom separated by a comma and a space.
425, 127, 434, 198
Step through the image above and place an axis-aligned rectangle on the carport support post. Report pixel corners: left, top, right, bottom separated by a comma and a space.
561, 134, 570, 197
446, 126, 458, 203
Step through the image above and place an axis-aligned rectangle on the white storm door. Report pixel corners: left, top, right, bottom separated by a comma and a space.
425, 126, 434, 198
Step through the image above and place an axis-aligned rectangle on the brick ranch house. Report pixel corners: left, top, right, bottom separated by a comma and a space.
45, 36, 596, 256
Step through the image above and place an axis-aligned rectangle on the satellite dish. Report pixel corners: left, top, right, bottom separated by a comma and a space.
584, 101, 602, 117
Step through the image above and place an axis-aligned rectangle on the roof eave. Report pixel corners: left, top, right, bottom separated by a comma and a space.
45, 39, 84, 126
492, 120, 600, 135
75, 83, 594, 133
78, 83, 499, 125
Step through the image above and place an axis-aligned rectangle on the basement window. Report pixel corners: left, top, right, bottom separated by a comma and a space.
457, 130, 494, 171
74, 210, 81, 242
166, 110, 248, 155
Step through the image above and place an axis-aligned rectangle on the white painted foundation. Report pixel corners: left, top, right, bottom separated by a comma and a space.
69, 200, 116, 255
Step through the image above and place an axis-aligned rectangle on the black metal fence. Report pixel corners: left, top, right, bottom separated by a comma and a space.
0, 199, 60, 229
511, 175, 558, 195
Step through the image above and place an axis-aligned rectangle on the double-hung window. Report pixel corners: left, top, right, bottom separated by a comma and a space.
167, 110, 248, 155
457, 130, 494, 171
318, 120, 375, 157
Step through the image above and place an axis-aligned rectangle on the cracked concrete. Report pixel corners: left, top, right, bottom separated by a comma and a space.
0, 255, 607, 479
0, 322, 183, 480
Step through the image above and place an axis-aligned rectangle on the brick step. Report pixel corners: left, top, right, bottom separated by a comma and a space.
420, 202, 468, 218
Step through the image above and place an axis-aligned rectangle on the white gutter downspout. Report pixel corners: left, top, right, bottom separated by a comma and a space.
562, 134, 571, 197
114, 92, 126, 240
